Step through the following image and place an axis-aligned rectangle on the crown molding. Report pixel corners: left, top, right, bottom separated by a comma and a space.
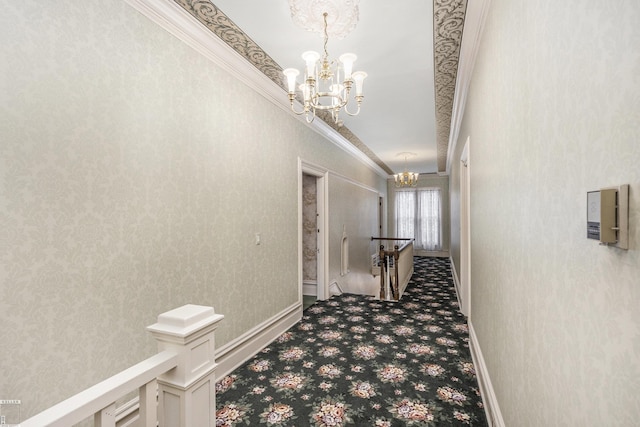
123, 0, 389, 179
445, 0, 492, 175
434, 0, 468, 174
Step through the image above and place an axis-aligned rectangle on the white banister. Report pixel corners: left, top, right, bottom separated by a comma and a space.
21, 350, 178, 427
138, 379, 157, 426
21, 304, 224, 427
147, 304, 224, 427
95, 402, 116, 427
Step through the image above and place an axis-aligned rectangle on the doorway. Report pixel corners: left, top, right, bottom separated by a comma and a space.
301, 162, 327, 309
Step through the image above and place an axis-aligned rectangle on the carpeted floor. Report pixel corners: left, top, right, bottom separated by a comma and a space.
215, 257, 488, 426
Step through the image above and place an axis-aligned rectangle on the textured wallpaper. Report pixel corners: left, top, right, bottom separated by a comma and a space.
450, 0, 640, 425
0, 0, 386, 419
327, 175, 381, 296
302, 174, 317, 283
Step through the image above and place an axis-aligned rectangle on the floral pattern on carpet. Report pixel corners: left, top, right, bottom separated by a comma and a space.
216, 257, 487, 426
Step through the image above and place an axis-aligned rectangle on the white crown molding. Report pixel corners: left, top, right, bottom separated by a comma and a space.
123, 0, 388, 178
446, 0, 492, 175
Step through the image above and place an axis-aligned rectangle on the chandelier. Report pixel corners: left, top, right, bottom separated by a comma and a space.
282, 8, 367, 125
394, 153, 420, 188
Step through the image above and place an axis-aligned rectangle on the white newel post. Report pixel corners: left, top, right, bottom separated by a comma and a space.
147, 304, 224, 427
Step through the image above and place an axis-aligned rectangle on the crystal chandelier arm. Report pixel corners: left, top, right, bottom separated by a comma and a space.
286, 91, 316, 124
343, 71, 366, 116
342, 99, 361, 116
286, 92, 308, 116
283, 67, 315, 121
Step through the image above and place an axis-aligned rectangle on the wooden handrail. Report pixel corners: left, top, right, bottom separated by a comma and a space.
371, 237, 414, 241
375, 239, 414, 301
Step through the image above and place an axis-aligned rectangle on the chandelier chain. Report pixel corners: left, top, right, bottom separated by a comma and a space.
323, 13, 329, 59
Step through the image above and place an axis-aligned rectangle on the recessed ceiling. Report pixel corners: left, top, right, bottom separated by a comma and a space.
176, 0, 467, 175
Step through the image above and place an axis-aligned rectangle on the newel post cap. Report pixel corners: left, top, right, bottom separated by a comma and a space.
147, 304, 224, 340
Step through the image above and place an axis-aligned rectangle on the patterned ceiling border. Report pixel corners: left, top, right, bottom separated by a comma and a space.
434, 0, 467, 173
175, 0, 393, 175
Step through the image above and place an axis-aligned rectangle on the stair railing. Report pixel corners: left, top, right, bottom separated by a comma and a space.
21, 304, 224, 427
371, 237, 414, 300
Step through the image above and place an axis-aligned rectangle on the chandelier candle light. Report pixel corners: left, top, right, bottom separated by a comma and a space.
395, 153, 420, 187
283, 11, 367, 124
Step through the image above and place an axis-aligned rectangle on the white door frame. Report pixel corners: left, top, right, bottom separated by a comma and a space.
299, 159, 328, 301
460, 139, 471, 316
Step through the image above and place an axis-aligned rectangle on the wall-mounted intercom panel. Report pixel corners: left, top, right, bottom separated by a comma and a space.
587, 184, 629, 250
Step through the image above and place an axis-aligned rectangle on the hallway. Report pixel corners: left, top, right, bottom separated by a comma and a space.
215, 257, 487, 426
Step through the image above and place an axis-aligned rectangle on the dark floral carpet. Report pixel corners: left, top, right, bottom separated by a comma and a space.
215, 257, 488, 426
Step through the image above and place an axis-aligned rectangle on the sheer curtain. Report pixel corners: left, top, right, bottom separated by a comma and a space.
395, 189, 442, 251
395, 190, 416, 242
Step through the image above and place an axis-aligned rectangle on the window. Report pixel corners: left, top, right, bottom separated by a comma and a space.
395, 188, 442, 251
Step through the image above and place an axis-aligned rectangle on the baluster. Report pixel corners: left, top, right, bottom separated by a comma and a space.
138, 379, 158, 427
94, 403, 116, 427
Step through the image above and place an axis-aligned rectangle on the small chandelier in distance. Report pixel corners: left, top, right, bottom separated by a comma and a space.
394, 153, 420, 188
283, 12, 367, 125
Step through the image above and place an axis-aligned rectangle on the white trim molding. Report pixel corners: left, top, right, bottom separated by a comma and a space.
303, 280, 318, 296
299, 159, 329, 301
123, 0, 388, 179
449, 256, 463, 313
215, 303, 302, 379
469, 321, 505, 427
446, 0, 492, 174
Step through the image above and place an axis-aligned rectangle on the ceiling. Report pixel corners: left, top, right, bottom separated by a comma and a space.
175, 0, 467, 176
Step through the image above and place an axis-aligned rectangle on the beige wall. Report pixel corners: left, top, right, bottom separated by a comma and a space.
0, 0, 386, 418
328, 174, 382, 296
450, 0, 640, 425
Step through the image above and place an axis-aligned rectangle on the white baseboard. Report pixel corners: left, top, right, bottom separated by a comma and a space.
449, 257, 463, 313
303, 280, 317, 296
215, 303, 303, 379
468, 321, 505, 427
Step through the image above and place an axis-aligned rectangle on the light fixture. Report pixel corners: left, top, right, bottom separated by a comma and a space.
394, 153, 420, 188
283, 11, 367, 125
